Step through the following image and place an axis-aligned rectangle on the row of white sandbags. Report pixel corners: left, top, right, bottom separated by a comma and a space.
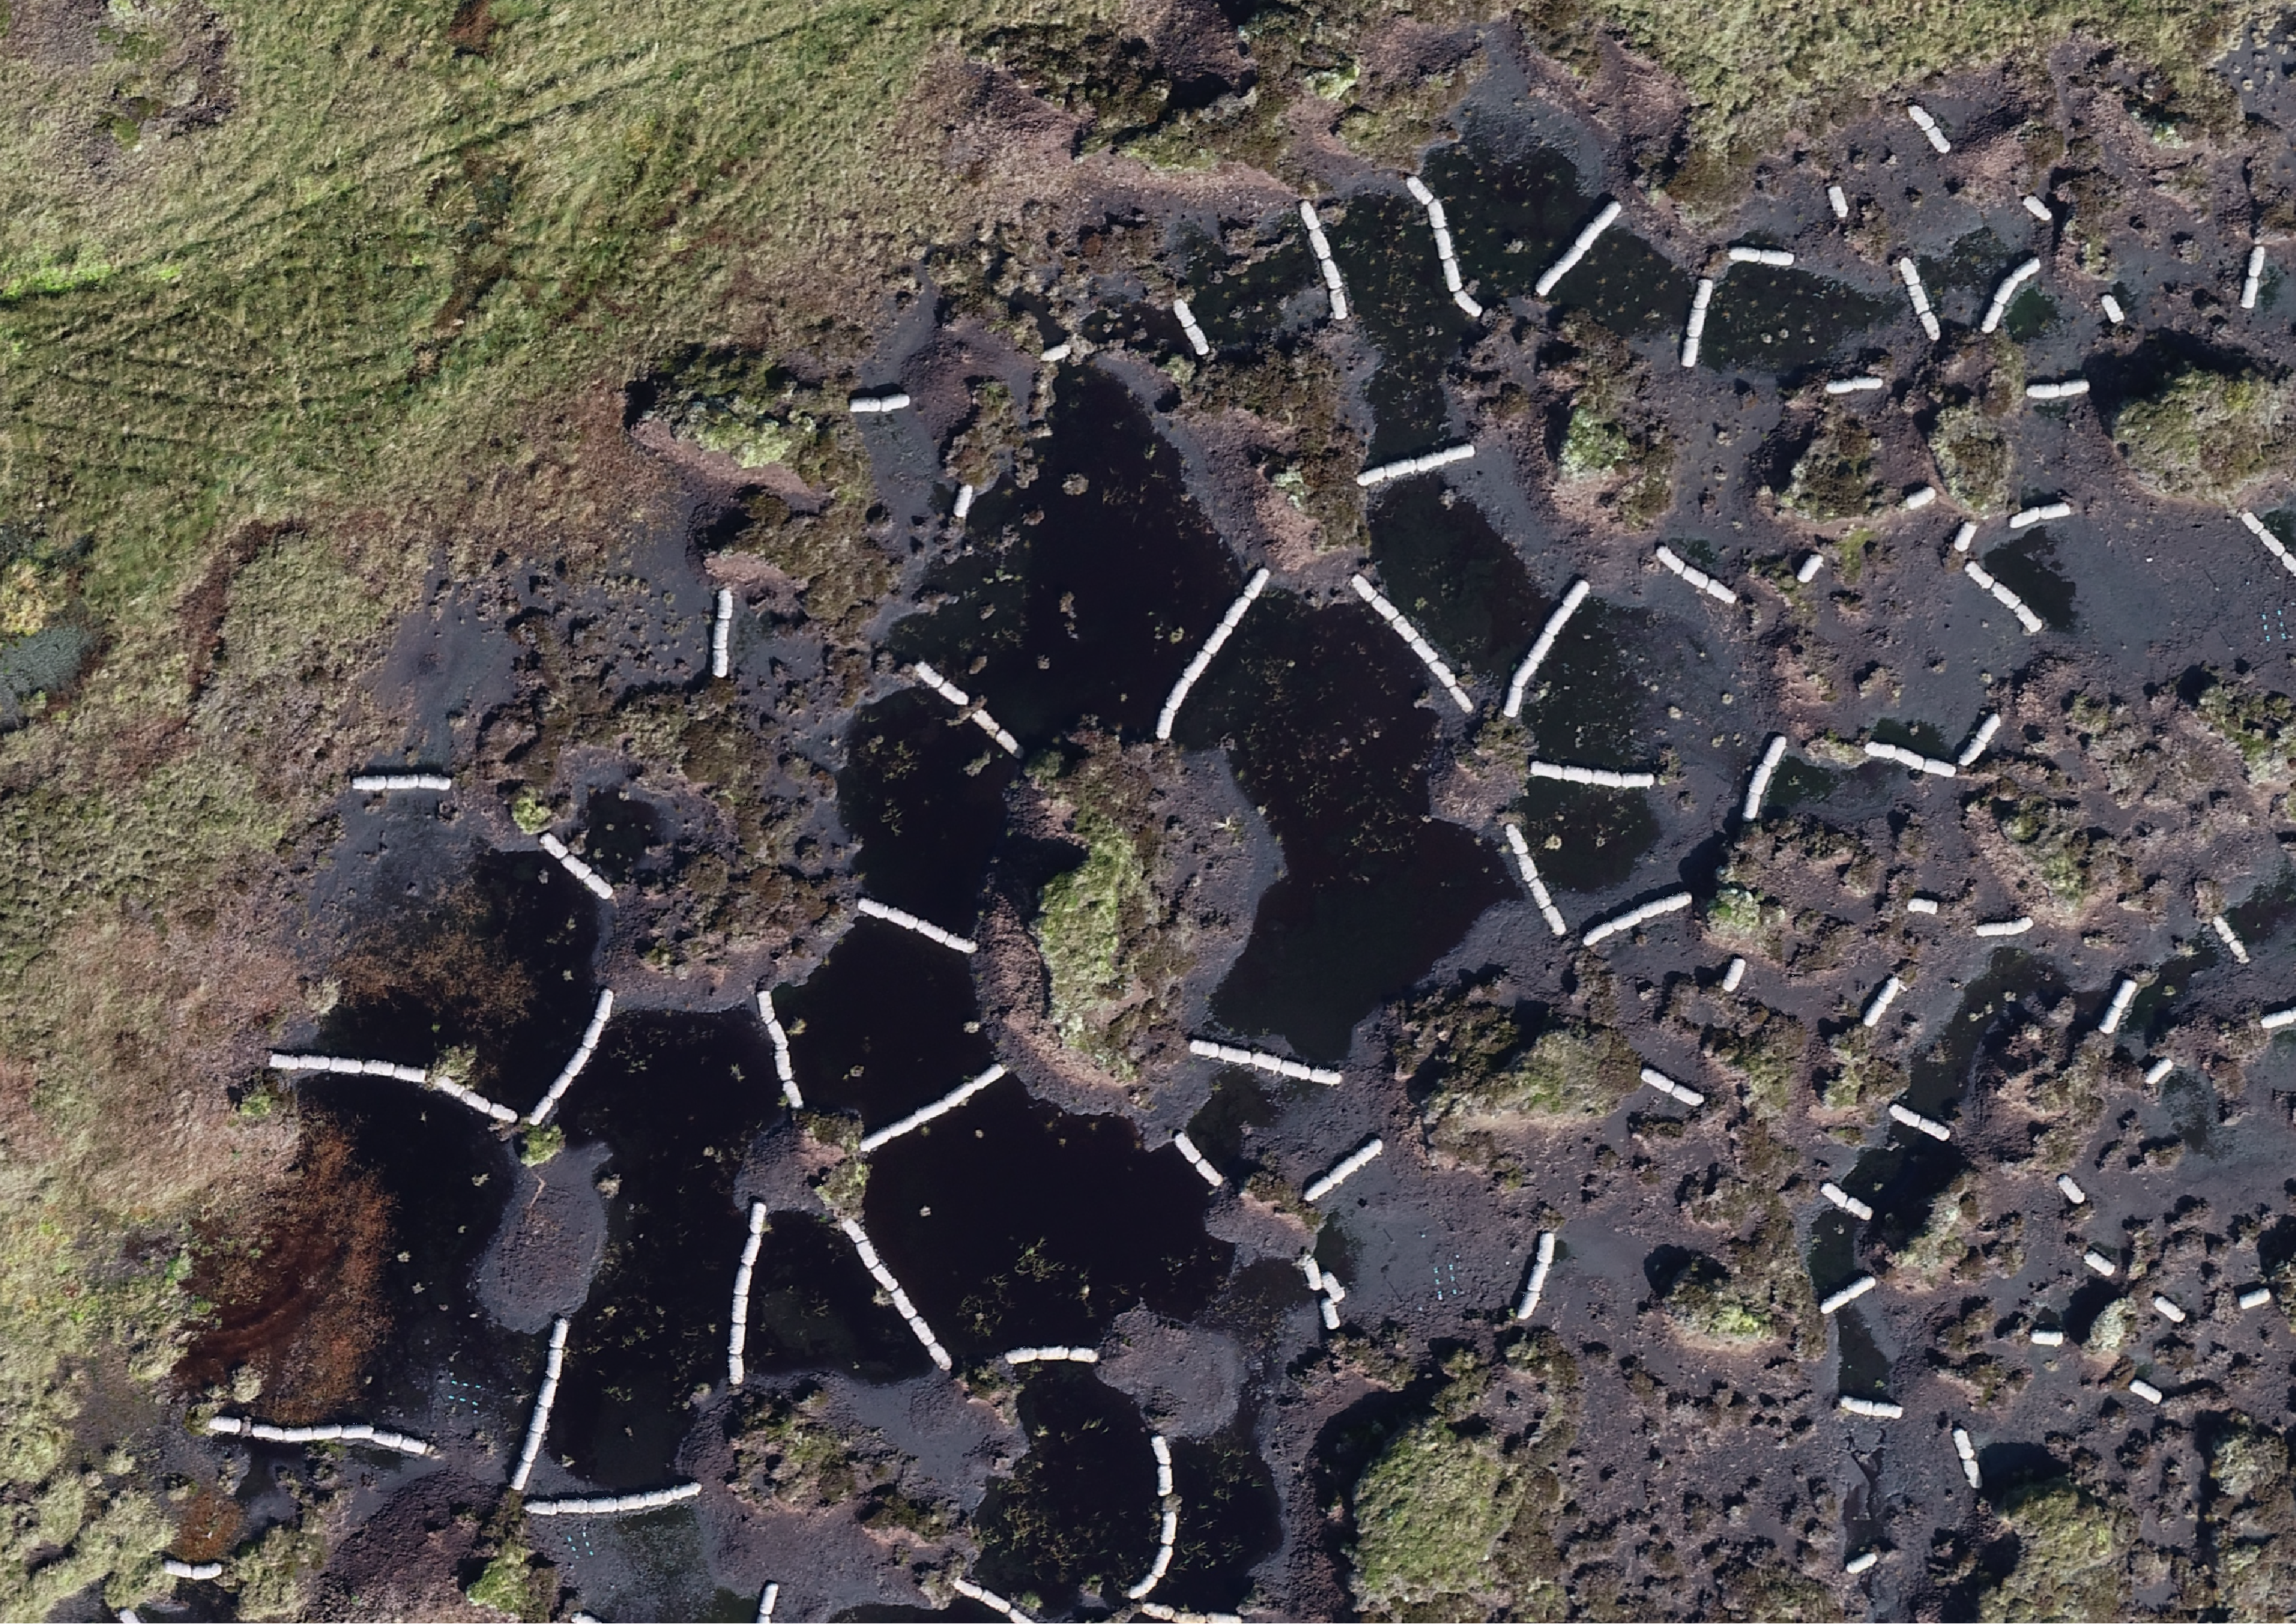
527, 989, 615, 1126
1350, 574, 1474, 712
837, 1217, 953, 1371
538, 832, 614, 901
1404, 175, 1485, 319
910, 660, 1020, 756
206, 1415, 431, 1455
1156, 569, 1270, 742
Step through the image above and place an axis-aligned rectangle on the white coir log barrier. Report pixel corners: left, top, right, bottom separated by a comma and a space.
712, 587, 733, 679
1861, 975, 1905, 1027
837, 1217, 953, 1371
1350, 574, 1474, 712
1726, 245, 1795, 268
1974, 916, 2033, 938
1187, 1038, 1342, 1085
756, 987, 803, 1109
1171, 299, 1211, 360
2152, 1293, 2188, 1325
1957, 712, 2001, 766
1904, 485, 1939, 511
2022, 194, 2053, 223
1951, 521, 1979, 553
538, 833, 614, 901
1583, 891, 1691, 946
1896, 257, 1942, 342
1639, 1065, 1705, 1108
1172, 1130, 1224, 1189
2244, 245, 2267, 312
1821, 1182, 1874, 1221
2213, 915, 2251, 964
1962, 561, 2044, 633
2102, 293, 2126, 324
847, 392, 910, 415
2099, 976, 2139, 1035
1514, 1230, 1557, 1321
527, 989, 615, 1126
206, 1416, 431, 1456
1797, 553, 1826, 583
1299, 202, 1351, 322
1828, 183, 1850, 220
2009, 501, 2072, 530
1529, 759, 1656, 790
1653, 544, 1738, 604
856, 1063, 1007, 1153
350, 771, 454, 793
1980, 258, 2041, 333
1003, 1346, 1101, 1365
1504, 578, 1590, 716
1156, 567, 1269, 741
162, 1559, 225, 1581
1356, 442, 1474, 489
1906, 896, 1939, 915
1405, 175, 1484, 320
1905, 103, 1951, 154
2238, 509, 2296, 580
756, 1582, 779, 1623
2026, 378, 2090, 401
1680, 276, 1714, 367
1123, 1434, 1184, 1599
856, 897, 978, 954
1888, 1102, 1951, 1141
1743, 734, 1789, 821
953, 483, 977, 522
2085, 1248, 2119, 1277
528, 1483, 702, 1517
1502, 825, 1568, 938
1954, 1427, 1982, 1488
1846, 1551, 1880, 1577
2129, 1378, 2164, 1407
1864, 738, 1956, 778
2263, 1005, 2296, 1031
2240, 1286, 2275, 1311
1534, 200, 1621, 298
2057, 1174, 2087, 1206
266, 1052, 519, 1126
2030, 1327, 2065, 1346
1722, 956, 1747, 992
727, 1200, 768, 1386
511, 1317, 570, 1492
1839, 1394, 1904, 1419
1303, 1137, 1384, 1202
1819, 1276, 1876, 1315
2145, 1056, 2176, 1086
1825, 375, 1884, 396
951, 1576, 1034, 1623
911, 659, 1021, 756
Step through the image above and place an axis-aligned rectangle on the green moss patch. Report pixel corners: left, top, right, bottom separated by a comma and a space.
2111, 361, 2296, 506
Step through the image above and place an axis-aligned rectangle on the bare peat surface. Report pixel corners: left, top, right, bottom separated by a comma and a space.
168, 14, 2296, 1624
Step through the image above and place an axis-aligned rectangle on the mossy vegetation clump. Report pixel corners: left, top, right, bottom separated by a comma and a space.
2110, 361, 2296, 506
1544, 314, 1675, 530
1975, 1478, 2134, 1621
1347, 1337, 1579, 1619
1030, 738, 1191, 1080
1401, 977, 1641, 1154
1777, 407, 1884, 523
2191, 667, 2296, 784
1652, 1250, 1782, 1347
1928, 400, 2014, 513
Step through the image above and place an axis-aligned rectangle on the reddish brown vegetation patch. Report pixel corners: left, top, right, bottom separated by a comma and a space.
175, 1119, 392, 1422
